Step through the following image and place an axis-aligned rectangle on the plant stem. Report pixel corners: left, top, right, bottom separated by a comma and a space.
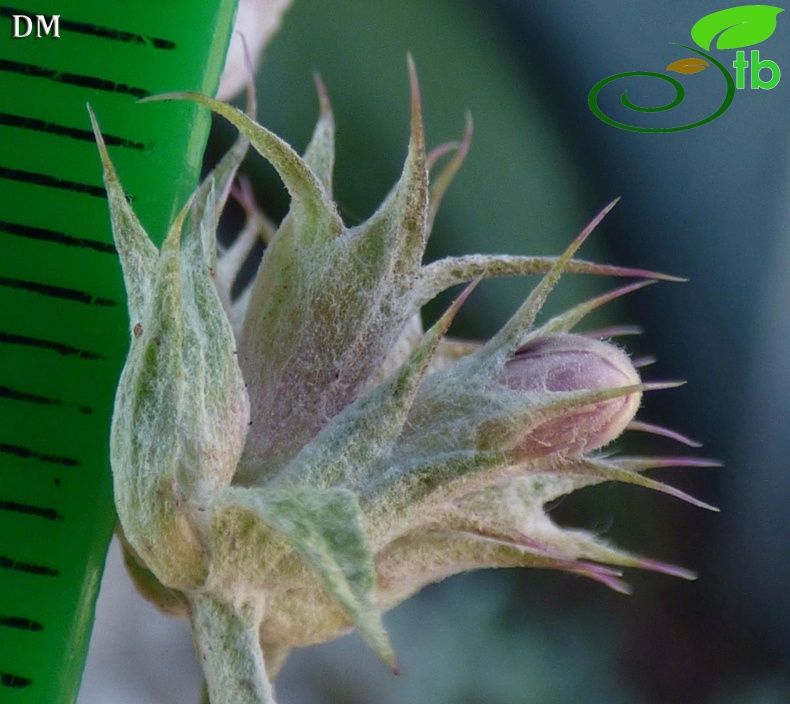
191, 594, 276, 704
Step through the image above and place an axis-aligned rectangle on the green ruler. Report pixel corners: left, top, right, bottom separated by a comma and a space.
0, 2, 238, 701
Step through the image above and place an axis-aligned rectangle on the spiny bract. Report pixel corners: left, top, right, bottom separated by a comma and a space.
91, 60, 716, 704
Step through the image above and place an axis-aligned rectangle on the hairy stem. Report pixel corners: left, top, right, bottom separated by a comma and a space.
191, 594, 275, 704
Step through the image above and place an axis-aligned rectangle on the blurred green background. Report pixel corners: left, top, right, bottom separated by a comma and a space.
80, 1, 790, 703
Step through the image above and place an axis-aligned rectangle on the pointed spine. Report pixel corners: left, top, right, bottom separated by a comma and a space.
143, 91, 342, 235
417, 255, 683, 309
302, 74, 335, 194
479, 199, 621, 365
426, 112, 473, 234
88, 105, 158, 325
533, 280, 657, 336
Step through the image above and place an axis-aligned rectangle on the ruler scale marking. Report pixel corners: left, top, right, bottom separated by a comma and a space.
0, 331, 102, 360
0, 443, 79, 467
0, 165, 106, 198
0, 59, 149, 98
0, 113, 145, 150
0, 556, 59, 577
0, 219, 116, 254
0, 616, 44, 631
0, 501, 62, 521
0, 385, 94, 414
1, 672, 32, 689
0, 2, 239, 700
0, 275, 118, 307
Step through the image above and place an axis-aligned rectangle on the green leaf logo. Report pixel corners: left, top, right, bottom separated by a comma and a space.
691, 5, 784, 50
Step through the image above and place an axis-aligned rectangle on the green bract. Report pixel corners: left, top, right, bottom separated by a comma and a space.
92, 61, 714, 704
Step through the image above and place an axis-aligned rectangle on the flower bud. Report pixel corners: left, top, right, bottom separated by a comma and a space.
92, 62, 709, 703
92, 110, 250, 591
503, 333, 641, 456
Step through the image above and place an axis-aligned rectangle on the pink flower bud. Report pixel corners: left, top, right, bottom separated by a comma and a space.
503, 333, 641, 456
